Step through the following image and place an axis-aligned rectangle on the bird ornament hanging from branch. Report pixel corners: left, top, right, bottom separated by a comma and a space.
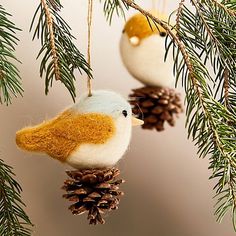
16, 90, 143, 224
120, 10, 183, 132
15, 0, 144, 225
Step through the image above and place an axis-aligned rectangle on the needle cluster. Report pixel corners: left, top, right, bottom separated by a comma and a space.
30, 0, 91, 100
0, 5, 23, 105
102, 0, 236, 230
0, 5, 32, 235
0, 159, 32, 236
1, 0, 236, 233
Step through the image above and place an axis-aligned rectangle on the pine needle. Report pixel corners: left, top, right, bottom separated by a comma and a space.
30, 0, 92, 101
0, 5, 23, 105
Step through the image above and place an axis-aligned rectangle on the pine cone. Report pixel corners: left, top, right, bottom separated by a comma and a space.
62, 167, 124, 225
129, 86, 183, 131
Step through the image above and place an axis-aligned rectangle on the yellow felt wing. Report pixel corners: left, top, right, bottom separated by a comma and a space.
16, 110, 115, 162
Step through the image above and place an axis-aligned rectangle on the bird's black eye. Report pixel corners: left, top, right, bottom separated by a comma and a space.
160, 31, 167, 37
122, 28, 125, 33
122, 110, 128, 117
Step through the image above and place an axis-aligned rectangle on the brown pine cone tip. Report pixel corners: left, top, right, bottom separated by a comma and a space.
62, 167, 124, 225
129, 86, 183, 131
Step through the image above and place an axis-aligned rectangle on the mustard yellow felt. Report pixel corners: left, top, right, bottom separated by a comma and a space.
16, 111, 115, 162
124, 11, 168, 40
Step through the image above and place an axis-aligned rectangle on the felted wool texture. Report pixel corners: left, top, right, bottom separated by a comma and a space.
120, 33, 174, 87
16, 90, 133, 169
124, 11, 167, 40
72, 90, 132, 117
16, 111, 115, 162
67, 91, 133, 169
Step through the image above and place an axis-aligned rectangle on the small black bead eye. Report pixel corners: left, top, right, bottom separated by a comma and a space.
160, 31, 167, 37
122, 28, 125, 33
122, 110, 128, 117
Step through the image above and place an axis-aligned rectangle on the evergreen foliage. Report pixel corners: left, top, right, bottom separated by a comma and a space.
102, 0, 236, 230
0, 5, 23, 105
1, 0, 236, 233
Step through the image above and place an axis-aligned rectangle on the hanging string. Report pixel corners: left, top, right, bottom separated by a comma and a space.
152, 0, 158, 10
87, 0, 93, 97
161, 0, 167, 14
152, 0, 167, 14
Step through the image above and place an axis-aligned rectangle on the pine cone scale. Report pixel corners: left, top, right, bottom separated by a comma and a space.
62, 167, 124, 225
129, 86, 183, 131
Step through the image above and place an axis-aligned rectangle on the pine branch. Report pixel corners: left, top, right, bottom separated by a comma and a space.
223, 68, 229, 108
30, 0, 92, 101
176, 0, 185, 35
102, 0, 128, 23
102, 0, 236, 230
0, 159, 33, 235
0, 5, 23, 105
214, 0, 236, 16
190, 0, 236, 106
0, 6, 32, 235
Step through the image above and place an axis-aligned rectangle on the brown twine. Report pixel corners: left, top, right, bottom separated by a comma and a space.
152, 0, 158, 10
223, 68, 230, 109
152, 0, 167, 14
41, 0, 60, 81
162, 0, 167, 14
0, 70, 4, 80
87, 0, 93, 97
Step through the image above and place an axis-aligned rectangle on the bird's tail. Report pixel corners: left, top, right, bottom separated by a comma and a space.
16, 126, 47, 153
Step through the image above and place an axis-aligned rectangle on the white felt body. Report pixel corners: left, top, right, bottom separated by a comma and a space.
66, 90, 132, 169
120, 33, 174, 87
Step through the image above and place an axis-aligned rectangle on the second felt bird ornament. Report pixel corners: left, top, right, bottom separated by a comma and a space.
120, 11, 183, 132
120, 11, 174, 88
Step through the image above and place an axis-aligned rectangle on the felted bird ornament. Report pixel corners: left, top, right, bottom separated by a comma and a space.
16, 90, 143, 169
120, 11, 174, 88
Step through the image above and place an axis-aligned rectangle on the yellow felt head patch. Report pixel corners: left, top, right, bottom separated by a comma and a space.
123, 11, 168, 40
16, 111, 115, 162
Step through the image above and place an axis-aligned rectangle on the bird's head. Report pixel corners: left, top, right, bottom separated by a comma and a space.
72, 90, 143, 128
122, 11, 168, 47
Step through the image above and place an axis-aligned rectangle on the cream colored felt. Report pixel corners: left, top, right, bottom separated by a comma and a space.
67, 90, 133, 169
120, 33, 174, 87
16, 90, 137, 169
16, 112, 115, 163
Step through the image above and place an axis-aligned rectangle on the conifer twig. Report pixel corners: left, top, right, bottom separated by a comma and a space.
176, 0, 185, 35
102, 0, 236, 230
0, 5, 32, 235
223, 68, 230, 109
41, 0, 60, 81
30, 0, 92, 101
0, 159, 33, 235
0, 5, 23, 105
211, 0, 236, 16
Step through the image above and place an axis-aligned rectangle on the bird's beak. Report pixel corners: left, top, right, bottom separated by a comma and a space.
129, 36, 140, 46
132, 116, 144, 126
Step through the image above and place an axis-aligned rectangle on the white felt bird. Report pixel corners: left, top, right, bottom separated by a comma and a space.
120, 11, 174, 88
16, 90, 143, 169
